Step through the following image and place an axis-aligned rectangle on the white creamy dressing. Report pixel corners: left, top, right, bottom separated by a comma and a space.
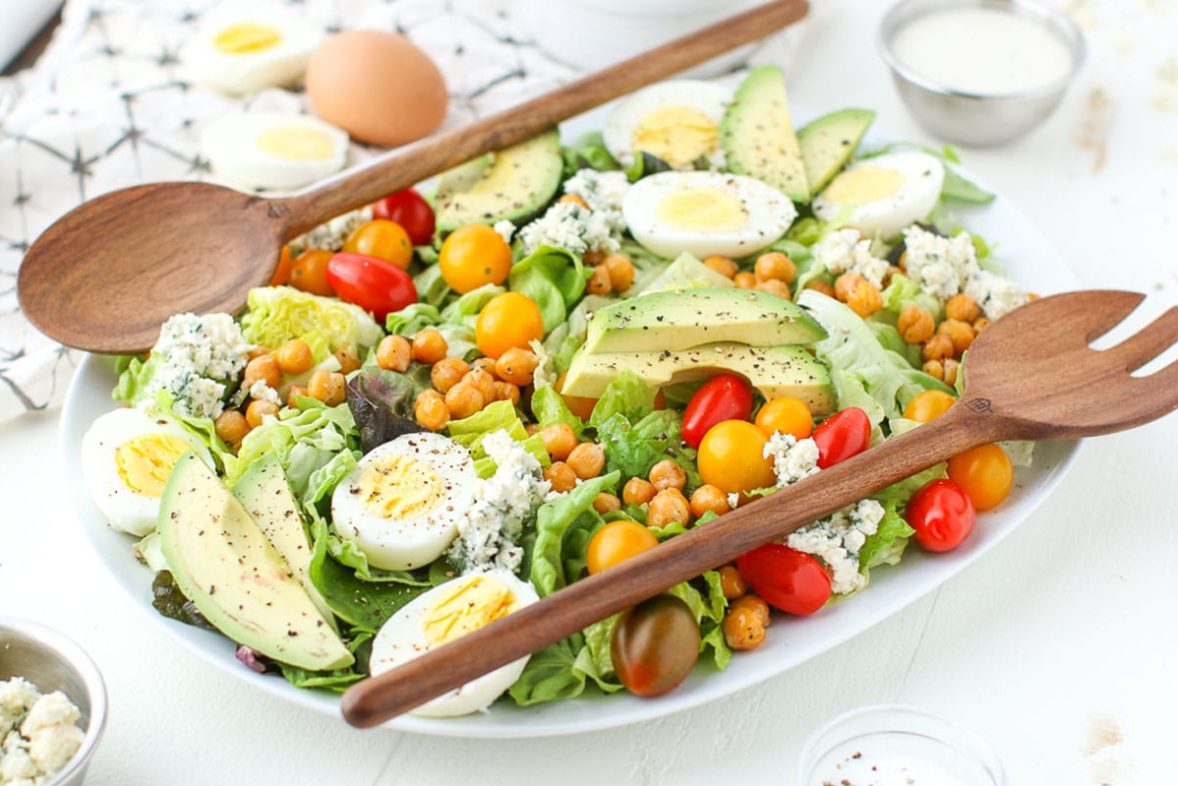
891, 7, 1074, 95
807, 738, 990, 786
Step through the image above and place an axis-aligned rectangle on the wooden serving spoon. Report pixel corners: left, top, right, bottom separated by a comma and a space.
340, 290, 1178, 727
16, 0, 809, 355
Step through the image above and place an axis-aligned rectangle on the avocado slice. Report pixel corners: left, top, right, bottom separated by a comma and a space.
721, 66, 809, 202
797, 109, 876, 193
159, 453, 353, 672
583, 288, 826, 355
233, 455, 336, 631
562, 342, 835, 413
434, 129, 563, 233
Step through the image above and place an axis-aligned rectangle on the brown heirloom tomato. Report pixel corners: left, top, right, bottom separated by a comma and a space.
610, 594, 700, 698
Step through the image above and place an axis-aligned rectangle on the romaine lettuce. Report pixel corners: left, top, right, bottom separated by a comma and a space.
241, 287, 382, 359
508, 245, 589, 333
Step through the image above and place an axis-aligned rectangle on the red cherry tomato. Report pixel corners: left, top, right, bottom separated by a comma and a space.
681, 374, 754, 448
735, 544, 831, 616
906, 479, 976, 553
812, 407, 871, 468
372, 188, 435, 246
326, 252, 417, 322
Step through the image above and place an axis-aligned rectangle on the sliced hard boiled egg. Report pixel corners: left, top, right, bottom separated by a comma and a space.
370, 570, 539, 717
812, 151, 944, 240
201, 111, 348, 191
623, 171, 797, 259
331, 433, 476, 572
81, 408, 214, 537
603, 80, 730, 170
186, 6, 323, 95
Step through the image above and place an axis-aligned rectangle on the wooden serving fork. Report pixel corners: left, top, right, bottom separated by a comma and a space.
341, 290, 1178, 728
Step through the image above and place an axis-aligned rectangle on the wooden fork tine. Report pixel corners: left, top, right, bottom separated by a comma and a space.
1108, 306, 1178, 372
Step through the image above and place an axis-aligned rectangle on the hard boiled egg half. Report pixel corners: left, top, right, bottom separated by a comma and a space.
81, 408, 214, 537
331, 433, 476, 572
370, 570, 539, 716
201, 111, 348, 191
623, 171, 797, 259
187, 5, 323, 95
812, 151, 944, 240
603, 80, 730, 170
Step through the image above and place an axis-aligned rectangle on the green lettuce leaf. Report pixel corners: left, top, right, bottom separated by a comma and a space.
508, 636, 588, 706
595, 410, 700, 492
530, 384, 585, 438
441, 284, 504, 329
562, 131, 619, 176
859, 500, 916, 572
880, 273, 943, 318
385, 303, 442, 336
112, 354, 158, 405
509, 245, 589, 333
241, 287, 382, 358
447, 400, 550, 477
528, 472, 621, 596
588, 370, 657, 426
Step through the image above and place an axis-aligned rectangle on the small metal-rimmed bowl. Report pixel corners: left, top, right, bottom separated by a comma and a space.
1, 617, 107, 786
878, 0, 1086, 146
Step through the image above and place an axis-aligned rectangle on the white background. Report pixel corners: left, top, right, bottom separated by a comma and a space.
3, 0, 1177, 783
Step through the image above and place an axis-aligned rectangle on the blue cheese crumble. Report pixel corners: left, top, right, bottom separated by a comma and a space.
0, 678, 85, 786
563, 168, 630, 212
146, 312, 249, 419
518, 201, 623, 256
964, 270, 1029, 320
901, 225, 981, 300
787, 500, 885, 595
289, 205, 374, 255
493, 219, 516, 245
448, 430, 550, 573
813, 229, 891, 288
763, 433, 821, 487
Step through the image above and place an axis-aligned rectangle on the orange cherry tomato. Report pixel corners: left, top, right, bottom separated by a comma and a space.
289, 249, 335, 296
475, 292, 544, 358
697, 420, 776, 495
947, 443, 1013, 511
755, 396, 814, 440
903, 390, 957, 423
438, 224, 513, 293
270, 245, 293, 286
343, 219, 413, 271
556, 374, 598, 421
586, 520, 658, 575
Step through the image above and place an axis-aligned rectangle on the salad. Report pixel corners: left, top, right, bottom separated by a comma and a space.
80, 66, 1035, 717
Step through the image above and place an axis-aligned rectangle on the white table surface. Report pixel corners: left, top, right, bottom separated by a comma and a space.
4, 0, 1177, 783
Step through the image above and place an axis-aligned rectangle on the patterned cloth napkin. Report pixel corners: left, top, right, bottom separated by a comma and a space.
0, 0, 586, 421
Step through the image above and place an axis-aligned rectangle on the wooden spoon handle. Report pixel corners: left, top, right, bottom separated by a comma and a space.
341, 405, 1003, 727
279, 0, 809, 237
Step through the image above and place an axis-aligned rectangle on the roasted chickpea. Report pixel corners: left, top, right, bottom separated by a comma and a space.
937, 318, 976, 356
444, 381, 484, 419
586, 264, 612, 296
245, 399, 279, 428
804, 279, 837, 298
923, 359, 945, 381
334, 348, 361, 375
622, 477, 656, 506
604, 254, 634, 292
689, 484, 730, 519
414, 389, 449, 431
559, 193, 590, 209
567, 442, 605, 480
246, 346, 271, 362
494, 381, 521, 405
943, 358, 960, 387
593, 493, 622, 515
973, 317, 991, 333
287, 385, 308, 408
464, 367, 497, 405
430, 357, 469, 394
757, 278, 792, 299
897, 304, 936, 345
649, 459, 687, 491
733, 271, 757, 290
307, 369, 346, 405
376, 335, 411, 372
543, 461, 577, 493
717, 565, 747, 600
945, 293, 981, 323
723, 596, 771, 651
243, 355, 281, 391
471, 357, 497, 377
846, 279, 883, 318
495, 348, 538, 386
214, 409, 249, 446
583, 250, 606, 267
703, 255, 739, 279
540, 423, 577, 461
412, 329, 448, 364
921, 333, 955, 362
754, 251, 797, 284
834, 273, 864, 303
274, 339, 313, 375
647, 488, 691, 529
731, 594, 771, 627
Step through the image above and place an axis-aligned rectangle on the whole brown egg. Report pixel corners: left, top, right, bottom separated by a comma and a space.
305, 30, 448, 147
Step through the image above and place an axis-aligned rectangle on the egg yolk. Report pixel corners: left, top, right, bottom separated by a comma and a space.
358, 455, 444, 519
821, 166, 905, 205
423, 576, 519, 647
632, 105, 719, 169
115, 433, 192, 497
656, 187, 747, 232
213, 23, 283, 55
256, 127, 336, 161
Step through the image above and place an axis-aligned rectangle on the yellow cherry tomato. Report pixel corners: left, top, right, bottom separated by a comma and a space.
343, 219, 413, 270
697, 420, 776, 495
754, 397, 814, 440
586, 520, 659, 575
289, 249, 334, 296
947, 443, 1013, 511
903, 390, 957, 423
438, 224, 513, 293
475, 292, 545, 358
